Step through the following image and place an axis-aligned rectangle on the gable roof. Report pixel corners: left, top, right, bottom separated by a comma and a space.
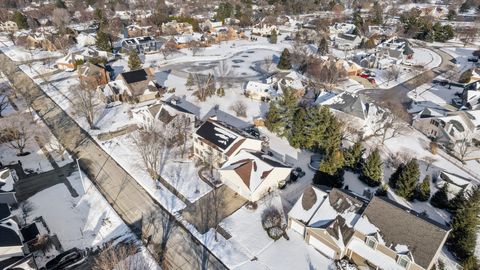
121, 69, 149, 84
221, 150, 291, 192
195, 121, 238, 150
359, 196, 450, 269
321, 92, 370, 120
289, 186, 328, 224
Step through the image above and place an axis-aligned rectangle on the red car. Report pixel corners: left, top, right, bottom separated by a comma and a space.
360, 74, 370, 79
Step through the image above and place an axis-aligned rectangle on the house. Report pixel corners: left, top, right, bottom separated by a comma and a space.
55, 52, 83, 71
413, 109, 480, 154
435, 171, 475, 197
251, 23, 278, 36
0, 21, 18, 32
333, 34, 362, 51
329, 22, 356, 36
200, 19, 223, 32
289, 187, 450, 270
76, 33, 96, 47
107, 68, 164, 103
126, 24, 152, 38
244, 81, 277, 101
78, 62, 110, 87
121, 36, 163, 54
193, 120, 262, 168
463, 89, 480, 110
16, 33, 57, 52
81, 47, 115, 63
132, 96, 198, 130
343, 61, 363, 76
219, 150, 291, 202
271, 71, 306, 96
320, 92, 382, 130
374, 37, 414, 68
0, 218, 24, 262
161, 20, 193, 35
172, 33, 205, 48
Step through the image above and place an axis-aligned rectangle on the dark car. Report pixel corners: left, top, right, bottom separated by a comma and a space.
45, 248, 87, 270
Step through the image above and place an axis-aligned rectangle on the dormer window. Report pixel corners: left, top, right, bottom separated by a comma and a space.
397, 255, 410, 268
365, 236, 377, 249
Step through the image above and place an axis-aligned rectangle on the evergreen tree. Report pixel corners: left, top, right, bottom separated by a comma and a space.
360, 149, 383, 187
371, 1, 383, 24
395, 159, 420, 200
270, 29, 277, 44
352, 7, 363, 29
430, 183, 450, 209
415, 175, 431, 201
96, 31, 112, 52
265, 104, 284, 134
186, 73, 194, 88
288, 107, 307, 148
317, 37, 329, 55
447, 9, 457, 20
55, 0, 66, 8
312, 169, 344, 188
128, 50, 142, 70
449, 192, 467, 213
277, 48, 292, 70
344, 141, 364, 171
12, 11, 28, 29
447, 188, 480, 265
319, 149, 344, 176
375, 184, 389, 197
216, 88, 225, 97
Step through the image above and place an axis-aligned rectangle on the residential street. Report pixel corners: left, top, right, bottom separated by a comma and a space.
0, 52, 228, 270
361, 47, 455, 116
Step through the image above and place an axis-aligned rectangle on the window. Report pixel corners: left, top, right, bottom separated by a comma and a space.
430, 119, 439, 127
365, 236, 377, 249
397, 255, 410, 268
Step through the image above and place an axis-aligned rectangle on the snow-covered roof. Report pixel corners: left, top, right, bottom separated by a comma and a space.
314, 91, 337, 105
347, 238, 406, 270
220, 150, 291, 192
245, 81, 276, 95
102, 80, 129, 97
288, 186, 328, 224
0, 168, 16, 192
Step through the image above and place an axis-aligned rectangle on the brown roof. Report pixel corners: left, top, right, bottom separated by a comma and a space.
226, 138, 246, 157
234, 160, 253, 188
302, 186, 318, 211
328, 188, 365, 214
362, 196, 450, 269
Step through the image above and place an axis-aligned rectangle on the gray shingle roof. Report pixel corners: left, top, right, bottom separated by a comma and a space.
362, 196, 450, 269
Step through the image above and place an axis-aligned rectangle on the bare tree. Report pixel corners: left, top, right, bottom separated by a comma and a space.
132, 119, 174, 180
51, 8, 71, 33
93, 242, 154, 270
72, 82, 102, 129
0, 86, 10, 117
174, 115, 192, 158
455, 132, 476, 162
194, 73, 216, 102
31, 234, 54, 255
159, 42, 178, 60
2, 112, 36, 155
264, 56, 273, 73
37, 125, 67, 161
189, 40, 204, 56
385, 65, 400, 85
368, 111, 407, 145
230, 100, 247, 118
214, 59, 234, 89
423, 156, 437, 171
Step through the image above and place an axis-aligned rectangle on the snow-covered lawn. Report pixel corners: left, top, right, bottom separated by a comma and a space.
408, 83, 463, 110
0, 35, 63, 62
0, 138, 53, 173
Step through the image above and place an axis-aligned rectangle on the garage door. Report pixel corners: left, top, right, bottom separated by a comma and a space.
290, 219, 305, 236
308, 236, 336, 259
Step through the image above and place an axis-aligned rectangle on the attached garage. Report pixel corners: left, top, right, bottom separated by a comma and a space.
308, 235, 336, 259
290, 219, 305, 236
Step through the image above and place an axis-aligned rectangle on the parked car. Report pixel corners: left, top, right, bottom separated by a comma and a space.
367, 78, 376, 85
467, 56, 478, 62
359, 74, 370, 79
45, 248, 87, 270
362, 70, 376, 77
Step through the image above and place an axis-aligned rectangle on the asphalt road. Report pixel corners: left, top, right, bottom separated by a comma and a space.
0, 53, 228, 270
361, 47, 455, 116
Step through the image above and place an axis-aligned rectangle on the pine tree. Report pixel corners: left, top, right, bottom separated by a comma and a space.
317, 37, 329, 55
186, 73, 194, 88
96, 31, 112, 52
371, 1, 383, 24
270, 29, 277, 44
319, 149, 345, 176
430, 183, 450, 209
277, 48, 292, 70
55, 0, 66, 8
288, 107, 307, 148
265, 104, 284, 134
344, 141, 364, 171
447, 189, 480, 263
12, 11, 28, 30
128, 50, 142, 70
415, 175, 431, 201
216, 87, 225, 97
360, 149, 383, 187
395, 159, 420, 200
